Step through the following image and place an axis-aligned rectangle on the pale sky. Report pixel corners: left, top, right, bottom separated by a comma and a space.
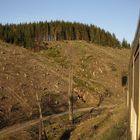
0, 0, 140, 43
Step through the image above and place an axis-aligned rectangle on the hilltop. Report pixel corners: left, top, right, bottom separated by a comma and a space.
0, 21, 130, 49
0, 40, 130, 140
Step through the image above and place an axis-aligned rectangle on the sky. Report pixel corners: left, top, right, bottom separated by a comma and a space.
0, 0, 140, 44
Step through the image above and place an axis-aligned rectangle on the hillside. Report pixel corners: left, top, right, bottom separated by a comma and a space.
0, 40, 130, 140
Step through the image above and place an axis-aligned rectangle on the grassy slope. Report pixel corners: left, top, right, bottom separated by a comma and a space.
0, 40, 130, 139
70, 106, 127, 140
38, 41, 130, 106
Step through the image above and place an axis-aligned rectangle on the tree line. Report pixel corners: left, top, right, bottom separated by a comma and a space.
0, 21, 130, 49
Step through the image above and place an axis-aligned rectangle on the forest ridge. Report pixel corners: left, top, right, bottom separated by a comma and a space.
0, 21, 130, 49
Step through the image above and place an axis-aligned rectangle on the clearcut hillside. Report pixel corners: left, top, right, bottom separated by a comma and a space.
0, 40, 130, 140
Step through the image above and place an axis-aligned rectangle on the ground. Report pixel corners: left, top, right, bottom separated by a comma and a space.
0, 40, 130, 139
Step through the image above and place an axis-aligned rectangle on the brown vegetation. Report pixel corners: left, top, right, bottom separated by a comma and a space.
0, 40, 130, 139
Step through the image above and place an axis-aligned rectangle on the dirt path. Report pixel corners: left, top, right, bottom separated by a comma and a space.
0, 105, 116, 138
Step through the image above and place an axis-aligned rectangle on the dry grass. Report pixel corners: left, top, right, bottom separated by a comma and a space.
70, 105, 127, 140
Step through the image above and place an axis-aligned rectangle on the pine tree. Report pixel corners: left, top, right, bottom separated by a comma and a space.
122, 38, 130, 48
0, 20, 128, 49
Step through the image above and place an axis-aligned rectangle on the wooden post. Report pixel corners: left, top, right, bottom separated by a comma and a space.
68, 66, 73, 123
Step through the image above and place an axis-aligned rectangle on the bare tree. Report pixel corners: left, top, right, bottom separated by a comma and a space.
68, 66, 73, 123
36, 92, 47, 140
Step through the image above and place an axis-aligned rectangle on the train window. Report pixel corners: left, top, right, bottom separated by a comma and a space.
122, 75, 128, 87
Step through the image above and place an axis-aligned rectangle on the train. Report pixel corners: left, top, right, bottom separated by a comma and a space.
126, 16, 140, 140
